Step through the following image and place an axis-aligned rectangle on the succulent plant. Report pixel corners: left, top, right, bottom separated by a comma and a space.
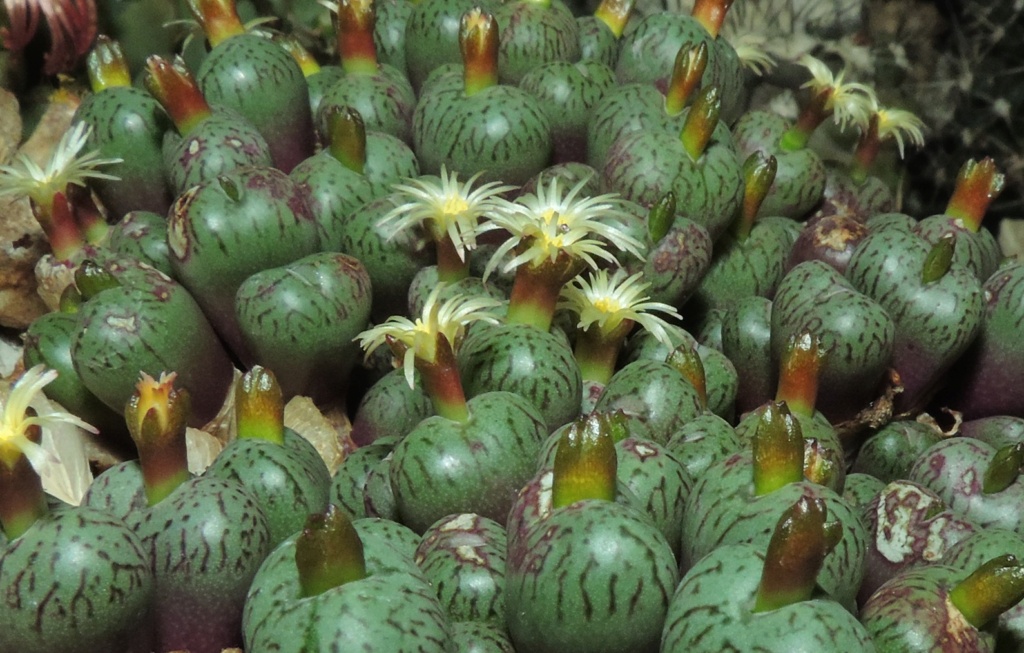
166, 164, 321, 361
144, 54, 273, 195
83, 374, 273, 653
504, 412, 679, 653
850, 419, 943, 483
412, 8, 552, 185
243, 505, 453, 651
493, 0, 581, 85
861, 555, 1024, 652
190, 0, 316, 172
663, 496, 875, 652
72, 36, 172, 220
316, 0, 417, 144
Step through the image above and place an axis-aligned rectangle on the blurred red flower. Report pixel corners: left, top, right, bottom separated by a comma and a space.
2, 0, 97, 75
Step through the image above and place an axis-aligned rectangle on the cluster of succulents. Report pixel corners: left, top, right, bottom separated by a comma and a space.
1, 0, 1023, 651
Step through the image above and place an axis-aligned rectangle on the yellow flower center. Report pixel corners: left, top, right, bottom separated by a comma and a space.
442, 195, 470, 216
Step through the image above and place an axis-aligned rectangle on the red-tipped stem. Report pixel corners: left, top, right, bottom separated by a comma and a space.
335, 0, 380, 75
945, 158, 1005, 232
86, 35, 132, 92
663, 42, 708, 116
460, 8, 499, 97
144, 55, 213, 136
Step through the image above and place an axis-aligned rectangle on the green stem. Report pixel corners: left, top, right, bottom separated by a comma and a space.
86, 36, 132, 92
574, 322, 632, 385
125, 373, 192, 506
0, 426, 49, 540
983, 443, 1024, 495
780, 89, 831, 152
593, 0, 634, 38
460, 9, 499, 96
295, 505, 367, 598
775, 331, 823, 419
236, 366, 286, 444
435, 234, 470, 283
753, 495, 830, 612
401, 334, 470, 423
276, 35, 322, 77
850, 114, 880, 184
680, 85, 720, 161
325, 105, 367, 174
921, 234, 955, 284
506, 262, 570, 331
663, 42, 708, 116
187, 0, 247, 48
691, 0, 733, 38
752, 401, 804, 496
336, 0, 380, 75
552, 412, 620, 508
144, 55, 213, 136
949, 555, 1024, 629
945, 158, 1005, 232
734, 151, 777, 242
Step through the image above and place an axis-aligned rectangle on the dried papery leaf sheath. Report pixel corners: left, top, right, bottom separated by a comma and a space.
325, 105, 367, 175
752, 401, 804, 496
295, 505, 367, 598
236, 366, 285, 444
86, 35, 131, 91
734, 151, 777, 242
125, 372, 191, 506
560, 269, 680, 385
335, 0, 379, 75
775, 331, 823, 419
663, 42, 708, 116
945, 158, 1005, 232
551, 412, 620, 508
355, 286, 502, 421
949, 555, 1024, 629
592, 0, 634, 39
461, 8, 499, 96
754, 495, 832, 612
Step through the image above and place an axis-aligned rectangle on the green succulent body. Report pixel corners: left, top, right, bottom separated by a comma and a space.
403, 0, 495, 90
585, 82, 689, 170
593, 358, 704, 444
0, 507, 155, 653
413, 73, 553, 185
204, 430, 332, 547
519, 59, 615, 164
290, 150, 376, 241
329, 440, 397, 519
613, 13, 743, 122
458, 323, 582, 433
913, 215, 1002, 283
390, 391, 547, 533
860, 565, 996, 652
681, 452, 867, 610
234, 252, 373, 402
351, 369, 434, 446
197, 33, 315, 172
317, 65, 417, 144
505, 499, 678, 653
851, 420, 944, 483
847, 228, 985, 414
601, 121, 743, 241
70, 267, 235, 426
494, 0, 580, 86
626, 216, 713, 308
104, 210, 175, 278
771, 260, 896, 424
661, 541, 876, 652
166, 165, 321, 362
665, 412, 744, 485
732, 110, 827, 219
719, 296, 775, 414
414, 513, 508, 626
577, 16, 619, 68
243, 519, 452, 652
163, 110, 273, 195
73, 86, 172, 219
